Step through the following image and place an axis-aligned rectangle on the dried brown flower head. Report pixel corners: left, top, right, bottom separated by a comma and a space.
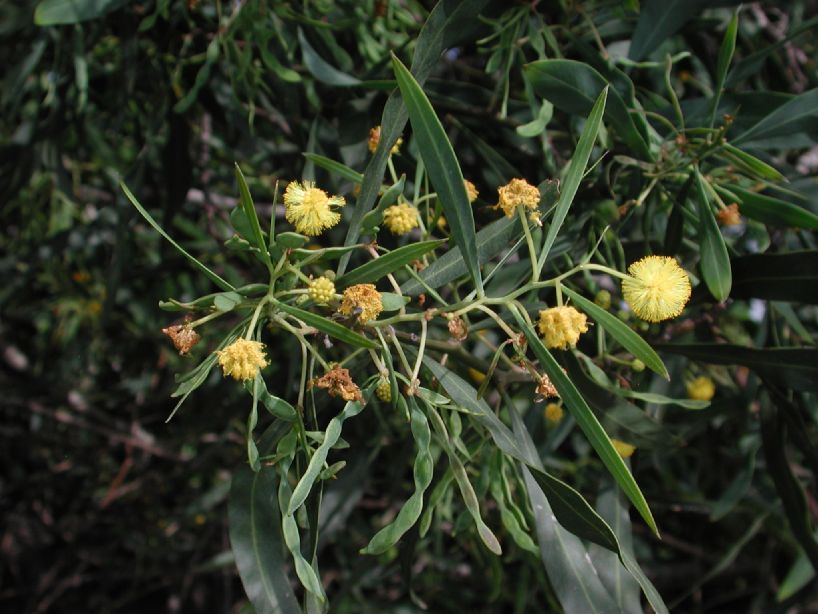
162, 323, 201, 355
447, 316, 468, 342
312, 366, 363, 402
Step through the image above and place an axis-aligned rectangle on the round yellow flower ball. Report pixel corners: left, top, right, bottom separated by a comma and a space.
537, 306, 589, 350
383, 203, 419, 235
621, 255, 691, 323
216, 338, 268, 381
687, 376, 715, 401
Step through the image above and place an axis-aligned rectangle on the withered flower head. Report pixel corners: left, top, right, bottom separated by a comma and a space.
536, 373, 559, 399
717, 203, 741, 226
447, 316, 469, 342
312, 365, 363, 402
162, 323, 201, 355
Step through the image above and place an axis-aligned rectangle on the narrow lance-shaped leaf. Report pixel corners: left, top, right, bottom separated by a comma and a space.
121, 182, 236, 292
511, 307, 659, 536
421, 354, 621, 552
336, 240, 445, 288
302, 153, 364, 184
522, 466, 619, 612
235, 164, 273, 267
276, 437, 325, 601
562, 286, 668, 379
709, 10, 739, 127
523, 60, 650, 159
694, 168, 731, 301
362, 397, 433, 554
228, 466, 300, 614
425, 401, 502, 554
508, 400, 669, 613
538, 87, 607, 275
716, 185, 818, 231
287, 390, 370, 515
340, 0, 491, 273
275, 301, 379, 349
391, 53, 483, 294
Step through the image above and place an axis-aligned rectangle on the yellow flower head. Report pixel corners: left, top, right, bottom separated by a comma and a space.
621, 255, 691, 323
338, 283, 383, 323
283, 180, 345, 236
383, 203, 419, 235
308, 276, 336, 305
376, 378, 391, 402
687, 376, 715, 401
217, 338, 268, 381
464, 179, 479, 203
497, 178, 540, 218
544, 402, 564, 425
537, 306, 589, 350
368, 125, 402, 155
612, 439, 636, 458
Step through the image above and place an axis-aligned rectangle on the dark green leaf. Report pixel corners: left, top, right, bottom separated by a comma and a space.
560, 352, 674, 449
287, 392, 369, 515
298, 29, 361, 86
695, 169, 731, 301
733, 88, 818, 148
628, 0, 706, 61
229, 466, 300, 614
523, 60, 651, 159
423, 355, 621, 552
539, 87, 607, 271
720, 143, 785, 182
654, 343, 818, 392
562, 287, 668, 378
709, 10, 739, 127
275, 302, 379, 349
363, 398, 433, 554
392, 54, 482, 294
341, 0, 492, 272
719, 185, 818, 230
235, 164, 273, 267
302, 153, 364, 184
336, 240, 445, 288
760, 400, 818, 573
512, 309, 659, 535
730, 251, 818, 304
521, 466, 619, 612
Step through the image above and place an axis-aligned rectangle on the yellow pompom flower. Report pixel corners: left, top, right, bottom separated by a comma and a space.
544, 403, 564, 425
497, 178, 540, 218
368, 125, 402, 154
338, 283, 383, 323
464, 179, 479, 203
383, 203, 419, 235
216, 338, 268, 381
612, 439, 636, 458
621, 255, 691, 323
687, 376, 715, 401
376, 378, 391, 402
537, 306, 589, 350
308, 276, 336, 305
283, 180, 345, 236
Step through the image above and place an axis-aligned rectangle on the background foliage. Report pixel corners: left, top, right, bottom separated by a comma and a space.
2, 0, 818, 612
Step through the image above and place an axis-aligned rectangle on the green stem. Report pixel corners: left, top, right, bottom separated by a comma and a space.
189, 309, 227, 328
517, 206, 540, 282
